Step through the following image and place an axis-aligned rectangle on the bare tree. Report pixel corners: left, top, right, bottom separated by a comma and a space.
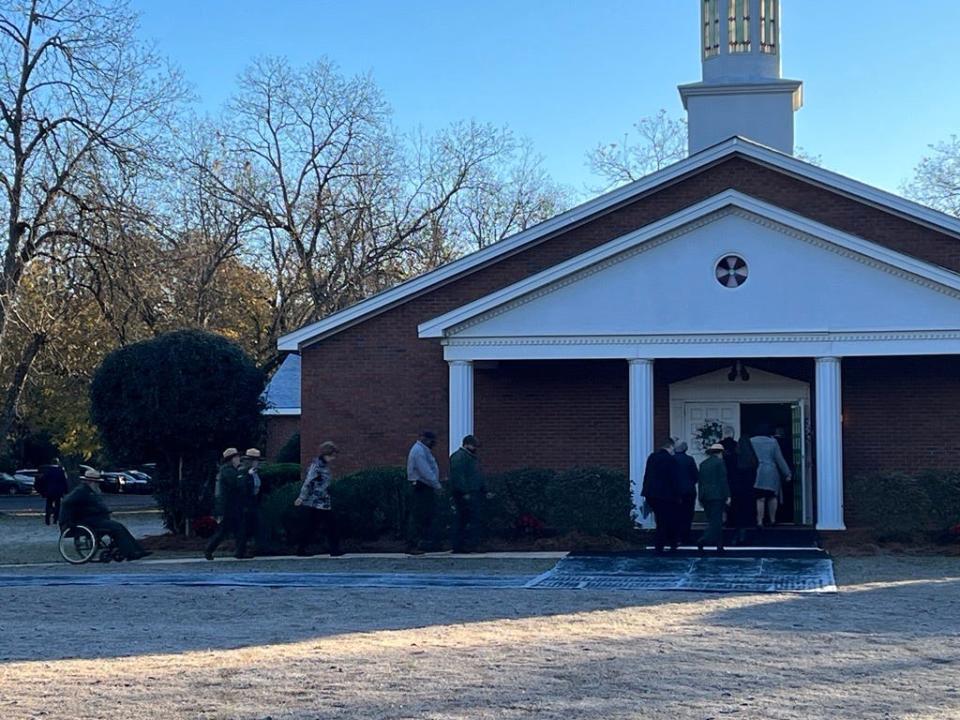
449, 138, 569, 251
903, 136, 960, 218
203, 57, 524, 325
587, 109, 688, 190
0, 0, 184, 446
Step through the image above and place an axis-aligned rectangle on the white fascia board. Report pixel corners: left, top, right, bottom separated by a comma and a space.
280, 136, 960, 351
261, 408, 301, 416
418, 190, 960, 339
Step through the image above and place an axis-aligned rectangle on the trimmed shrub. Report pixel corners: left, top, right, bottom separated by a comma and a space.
846, 471, 960, 541
275, 433, 301, 464
258, 480, 302, 547
330, 466, 408, 540
259, 463, 301, 495
486, 468, 557, 533
546, 466, 633, 536
90, 329, 263, 534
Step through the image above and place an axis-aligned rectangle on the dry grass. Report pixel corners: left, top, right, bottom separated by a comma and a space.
0, 556, 958, 719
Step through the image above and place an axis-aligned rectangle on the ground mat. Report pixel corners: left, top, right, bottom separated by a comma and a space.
0, 572, 532, 589
525, 554, 837, 593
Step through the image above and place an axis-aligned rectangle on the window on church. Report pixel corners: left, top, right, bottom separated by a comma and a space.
728, 0, 751, 53
703, 0, 720, 59
760, 0, 777, 54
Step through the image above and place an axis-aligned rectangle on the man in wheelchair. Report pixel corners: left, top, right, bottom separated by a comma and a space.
59, 469, 152, 561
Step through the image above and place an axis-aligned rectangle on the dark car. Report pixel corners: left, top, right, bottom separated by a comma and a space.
0, 471, 33, 495
101, 471, 152, 494
10, 469, 38, 495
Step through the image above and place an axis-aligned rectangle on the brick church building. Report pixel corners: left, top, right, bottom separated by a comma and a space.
267, 0, 960, 531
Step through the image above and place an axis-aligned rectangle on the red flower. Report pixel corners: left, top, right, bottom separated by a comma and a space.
949, 523, 960, 537
193, 515, 219, 538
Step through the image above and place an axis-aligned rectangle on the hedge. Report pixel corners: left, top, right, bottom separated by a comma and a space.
258, 463, 301, 495
255, 464, 633, 547
847, 471, 960, 542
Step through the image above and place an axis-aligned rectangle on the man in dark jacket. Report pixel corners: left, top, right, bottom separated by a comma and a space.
37, 459, 69, 526
204, 448, 249, 560
642, 438, 682, 553
449, 435, 485, 553
59, 469, 150, 560
673, 441, 699, 545
697, 443, 730, 553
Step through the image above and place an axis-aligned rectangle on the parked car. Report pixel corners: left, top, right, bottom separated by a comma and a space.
12, 469, 38, 494
126, 470, 154, 492
0, 471, 33, 495
101, 471, 152, 494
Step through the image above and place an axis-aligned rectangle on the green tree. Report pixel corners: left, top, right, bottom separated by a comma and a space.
89, 330, 264, 534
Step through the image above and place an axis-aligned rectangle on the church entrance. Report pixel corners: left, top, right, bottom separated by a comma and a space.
669, 366, 812, 526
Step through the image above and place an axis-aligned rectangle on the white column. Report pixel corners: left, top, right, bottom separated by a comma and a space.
628, 358, 655, 528
448, 360, 474, 453
815, 356, 845, 530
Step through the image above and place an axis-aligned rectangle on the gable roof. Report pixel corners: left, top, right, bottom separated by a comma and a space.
261, 353, 301, 416
417, 190, 960, 340
278, 136, 960, 351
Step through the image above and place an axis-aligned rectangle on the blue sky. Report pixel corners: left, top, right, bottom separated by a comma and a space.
132, 0, 960, 198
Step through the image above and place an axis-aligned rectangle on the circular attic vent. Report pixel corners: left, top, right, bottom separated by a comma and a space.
715, 255, 748, 288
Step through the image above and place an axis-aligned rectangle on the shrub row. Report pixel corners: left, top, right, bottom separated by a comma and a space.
256, 464, 634, 547
847, 471, 960, 542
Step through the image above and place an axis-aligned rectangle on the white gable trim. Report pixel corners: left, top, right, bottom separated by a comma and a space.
279, 137, 960, 351
418, 190, 960, 340
261, 408, 301, 417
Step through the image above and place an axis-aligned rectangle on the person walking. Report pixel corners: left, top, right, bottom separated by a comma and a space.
721, 436, 752, 545
204, 448, 249, 560
38, 459, 69, 526
294, 441, 342, 557
406, 430, 441, 554
673, 441, 699, 545
697, 443, 730, 553
59, 469, 151, 560
449, 434, 485, 554
641, 438, 682, 554
240, 448, 264, 556
750, 425, 792, 529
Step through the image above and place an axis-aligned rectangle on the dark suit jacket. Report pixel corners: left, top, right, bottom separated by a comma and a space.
642, 449, 681, 501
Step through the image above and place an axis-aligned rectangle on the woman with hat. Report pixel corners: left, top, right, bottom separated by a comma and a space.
59, 469, 151, 560
204, 447, 249, 560
697, 443, 731, 553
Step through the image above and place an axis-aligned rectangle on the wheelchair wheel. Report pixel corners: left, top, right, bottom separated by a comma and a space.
59, 525, 98, 564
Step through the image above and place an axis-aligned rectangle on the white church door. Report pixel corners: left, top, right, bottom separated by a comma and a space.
682, 402, 740, 467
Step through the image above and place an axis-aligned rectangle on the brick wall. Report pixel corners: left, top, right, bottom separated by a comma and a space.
843, 356, 960, 477
264, 415, 300, 460
300, 156, 960, 479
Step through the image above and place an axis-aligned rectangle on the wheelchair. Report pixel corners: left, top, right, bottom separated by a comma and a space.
58, 524, 124, 564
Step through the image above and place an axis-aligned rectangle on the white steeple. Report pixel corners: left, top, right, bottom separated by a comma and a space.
679, 0, 802, 155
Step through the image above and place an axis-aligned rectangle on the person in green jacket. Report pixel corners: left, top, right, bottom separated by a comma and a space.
204, 448, 250, 560
697, 443, 731, 553
59, 469, 151, 560
449, 434, 485, 553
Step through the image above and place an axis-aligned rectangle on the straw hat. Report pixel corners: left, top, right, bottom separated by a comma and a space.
222, 447, 239, 461
244, 448, 261, 459
706, 443, 725, 453
83, 468, 102, 481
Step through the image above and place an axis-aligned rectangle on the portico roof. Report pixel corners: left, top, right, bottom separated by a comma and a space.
420, 190, 960, 360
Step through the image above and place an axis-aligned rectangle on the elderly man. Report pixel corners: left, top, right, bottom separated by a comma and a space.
406, 430, 440, 554
641, 438, 682, 554
204, 448, 249, 560
449, 434, 486, 554
59, 469, 151, 560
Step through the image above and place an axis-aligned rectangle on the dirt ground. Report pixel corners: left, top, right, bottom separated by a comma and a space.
0, 556, 958, 720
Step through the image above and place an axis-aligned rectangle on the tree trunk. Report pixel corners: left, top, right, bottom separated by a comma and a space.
0, 332, 45, 456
